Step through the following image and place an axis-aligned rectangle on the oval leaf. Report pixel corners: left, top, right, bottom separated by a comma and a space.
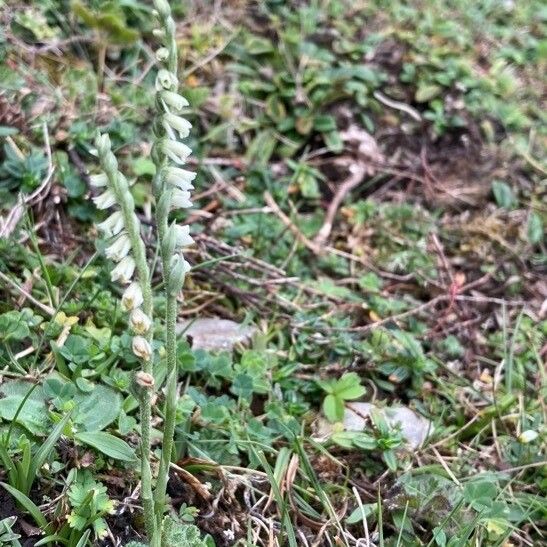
75, 431, 136, 461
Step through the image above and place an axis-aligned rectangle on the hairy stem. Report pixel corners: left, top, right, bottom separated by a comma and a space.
96, 139, 156, 540
152, 294, 177, 529
151, 0, 182, 533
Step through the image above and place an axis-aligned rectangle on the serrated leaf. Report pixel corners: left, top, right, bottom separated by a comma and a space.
74, 431, 136, 461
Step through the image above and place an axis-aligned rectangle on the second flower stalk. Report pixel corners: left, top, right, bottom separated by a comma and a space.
91, 1, 195, 543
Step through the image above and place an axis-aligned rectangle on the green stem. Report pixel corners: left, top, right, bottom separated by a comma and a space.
151, 1, 181, 533
97, 141, 156, 541
153, 295, 177, 528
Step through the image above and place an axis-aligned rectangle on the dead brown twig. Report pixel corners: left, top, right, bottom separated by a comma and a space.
263, 191, 321, 254
313, 162, 368, 247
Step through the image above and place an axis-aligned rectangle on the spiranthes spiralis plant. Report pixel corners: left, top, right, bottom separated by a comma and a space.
91, 0, 195, 544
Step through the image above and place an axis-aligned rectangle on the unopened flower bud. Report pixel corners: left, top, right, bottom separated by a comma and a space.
136, 371, 155, 388
130, 308, 152, 334
132, 336, 152, 361
156, 47, 169, 62
153, 0, 171, 17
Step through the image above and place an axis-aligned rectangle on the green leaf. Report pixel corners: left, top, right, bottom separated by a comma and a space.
346, 502, 378, 524
132, 157, 156, 177
331, 431, 357, 448
230, 373, 254, 399
526, 211, 543, 244
0, 126, 19, 137
382, 449, 398, 471
353, 433, 377, 450
415, 83, 441, 102
313, 115, 337, 132
75, 530, 91, 547
0, 311, 30, 342
298, 171, 320, 198
0, 382, 49, 435
27, 411, 72, 494
333, 373, 366, 400
491, 180, 514, 209
316, 378, 335, 394
463, 479, 497, 509
245, 36, 274, 55
35, 534, 71, 546
265, 96, 286, 121
324, 127, 344, 152
0, 482, 47, 529
323, 394, 344, 422
74, 431, 136, 461
73, 384, 122, 432
161, 517, 211, 547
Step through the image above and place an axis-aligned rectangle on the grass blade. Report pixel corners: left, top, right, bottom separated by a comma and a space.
253, 448, 298, 547
0, 481, 47, 529
27, 411, 72, 494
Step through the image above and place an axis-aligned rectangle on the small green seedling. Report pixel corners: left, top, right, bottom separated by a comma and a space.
317, 372, 366, 423
0, 516, 22, 547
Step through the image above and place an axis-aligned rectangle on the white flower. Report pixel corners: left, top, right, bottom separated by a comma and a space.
132, 336, 152, 361
97, 211, 125, 237
174, 224, 194, 247
156, 69, 177, 91
162, 139, 192, 164
130, 308, 152, 334
182, 258, 191, 273
164, 166, 196, 191
111, 256, 136, 285
156, 47, 169, 62
121, 281, 143, 311
160, 90, 189, 112
171, 189, 193, 209
518, 430, 538, 444
163, 113, 192, 139
105, 233, 131, 262
93, 190, 116, 210
171, 254, 191, 273
89, 173, 108, 187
